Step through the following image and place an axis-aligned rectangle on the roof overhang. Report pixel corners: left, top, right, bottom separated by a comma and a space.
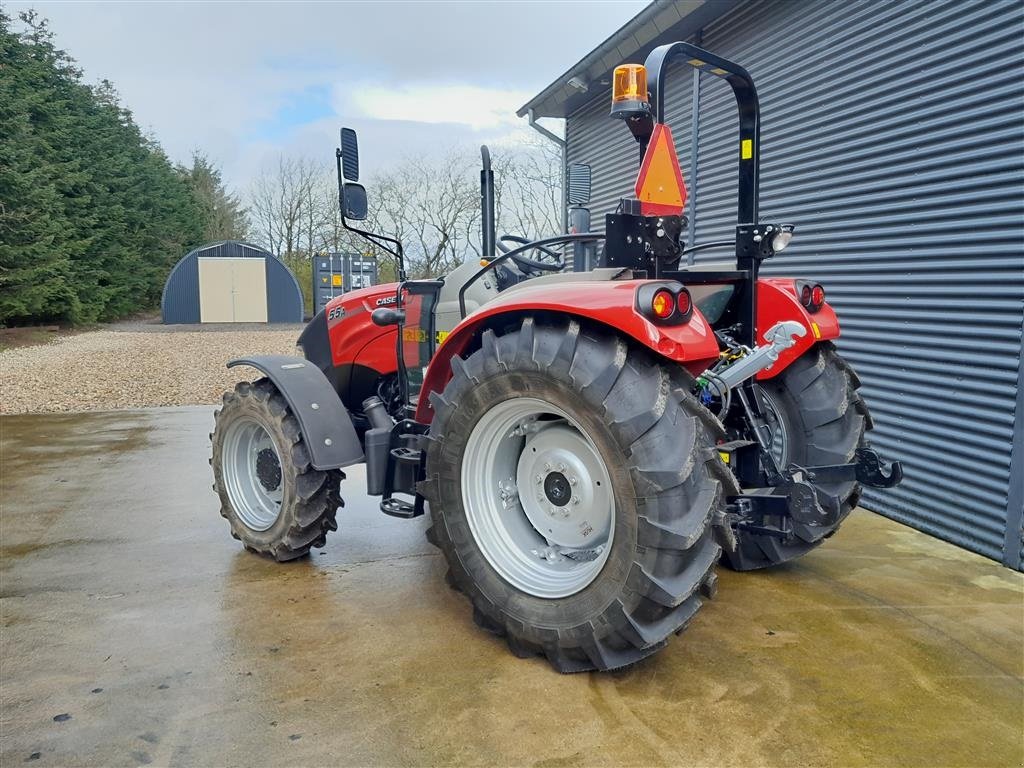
518, 0, 742, 120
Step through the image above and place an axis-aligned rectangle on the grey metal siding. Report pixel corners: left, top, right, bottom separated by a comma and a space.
564, 0, 1024, 568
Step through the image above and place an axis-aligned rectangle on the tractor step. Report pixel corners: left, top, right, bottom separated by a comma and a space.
390, 446, 422, 464
380, 496, 423, 519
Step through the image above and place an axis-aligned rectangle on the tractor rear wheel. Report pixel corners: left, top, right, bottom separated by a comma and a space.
422, 319, 734, 672
211, 378, 343, 561
722, 342, 868, 570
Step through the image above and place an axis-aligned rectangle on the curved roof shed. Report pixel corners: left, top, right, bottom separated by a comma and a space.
161, 241, 303, 324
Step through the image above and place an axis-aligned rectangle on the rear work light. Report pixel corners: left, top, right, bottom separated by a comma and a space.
636, 283, 693, 325
797, 280, 825, 313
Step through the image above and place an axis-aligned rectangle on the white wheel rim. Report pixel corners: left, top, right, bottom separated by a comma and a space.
461, 397, 614, 598
222, 417, 283, 531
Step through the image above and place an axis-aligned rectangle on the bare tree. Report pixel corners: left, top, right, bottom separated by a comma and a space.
365, 150, 480, 278
247, 156, 324, 258
244, 138, 564, 286
492, 136, 563, 242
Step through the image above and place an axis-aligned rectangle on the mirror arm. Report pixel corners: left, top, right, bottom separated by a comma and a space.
336, 149, 408, 281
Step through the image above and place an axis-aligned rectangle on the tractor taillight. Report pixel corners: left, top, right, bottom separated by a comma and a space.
652, 289, 674, 319
797, 280, 825, 313
636, 283, 691, 325
676, 289, 692, 316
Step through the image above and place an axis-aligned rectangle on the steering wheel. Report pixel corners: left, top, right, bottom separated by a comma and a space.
495, 234, 564, 274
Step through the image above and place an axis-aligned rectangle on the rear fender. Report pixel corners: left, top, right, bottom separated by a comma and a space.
228, 355, 364, 470
413, 279, 720, 424
756, 278, 840, 380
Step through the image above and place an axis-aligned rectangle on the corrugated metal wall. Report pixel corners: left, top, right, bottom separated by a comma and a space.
265, 255, 304, 323
565, 0, 1024, 568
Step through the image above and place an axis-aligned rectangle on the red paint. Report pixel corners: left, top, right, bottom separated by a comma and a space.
414, 280, 720, 423
755, 278, 840, 380
325, 283, 401, 376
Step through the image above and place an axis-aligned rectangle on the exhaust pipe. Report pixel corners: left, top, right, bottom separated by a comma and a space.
480, 146, 496, 260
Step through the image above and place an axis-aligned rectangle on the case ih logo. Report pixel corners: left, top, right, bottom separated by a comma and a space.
375, 295, 397, 307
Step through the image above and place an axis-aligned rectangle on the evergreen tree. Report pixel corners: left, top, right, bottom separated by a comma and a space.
178, 152, 248, 243
0, 9, 212, 324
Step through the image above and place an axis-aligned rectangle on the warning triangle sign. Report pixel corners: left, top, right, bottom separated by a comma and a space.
634, 123, 687, 216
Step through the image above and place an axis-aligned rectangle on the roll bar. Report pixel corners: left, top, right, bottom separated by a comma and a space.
643, 42, 761, 225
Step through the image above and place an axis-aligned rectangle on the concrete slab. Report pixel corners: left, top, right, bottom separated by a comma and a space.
1, 408, 1021, 767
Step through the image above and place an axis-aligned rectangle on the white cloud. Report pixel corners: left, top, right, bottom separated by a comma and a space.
345, 83, 533, 131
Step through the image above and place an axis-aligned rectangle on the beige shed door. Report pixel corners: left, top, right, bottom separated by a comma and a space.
198, 258, 268, 323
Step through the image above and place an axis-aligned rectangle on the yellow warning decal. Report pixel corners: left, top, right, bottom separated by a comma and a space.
811, 322, 822, 339
710, 67, 728, 76
719, 451, 731, 465
403, 328, 450, 344
687, 58, 706, 68
331, 274, 343, 287
741, 139, 753, 160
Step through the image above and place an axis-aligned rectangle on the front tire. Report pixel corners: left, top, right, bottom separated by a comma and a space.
211, 379, 343, 561
422, 319, 733, 672
723, 342, 868, 571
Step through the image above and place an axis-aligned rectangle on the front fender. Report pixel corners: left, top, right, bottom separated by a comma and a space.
414, 279, 720, 424
228, 355, 364, 470
756, 278, 840, 380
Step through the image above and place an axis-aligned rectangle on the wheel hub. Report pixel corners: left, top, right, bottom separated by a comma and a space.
516, 424, 610, 551
256, 448, 282, 492
543, 472, 571, 506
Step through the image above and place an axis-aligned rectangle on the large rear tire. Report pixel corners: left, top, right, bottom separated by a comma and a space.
211, 379, 343, 561
422, 319, 734, 672
722, 342, 868, 571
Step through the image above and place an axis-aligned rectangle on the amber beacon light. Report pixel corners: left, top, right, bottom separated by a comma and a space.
610, 64, 650, 119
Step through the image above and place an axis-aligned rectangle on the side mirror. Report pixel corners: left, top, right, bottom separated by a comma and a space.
342, 183, 368, 220
567, 163, 591, 205
340, 127, 359, 182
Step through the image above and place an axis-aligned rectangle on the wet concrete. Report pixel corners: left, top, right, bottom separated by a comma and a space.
1, 408, 1021, 767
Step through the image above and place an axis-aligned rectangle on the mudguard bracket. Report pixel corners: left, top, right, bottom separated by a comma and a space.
228, 355, 364, 471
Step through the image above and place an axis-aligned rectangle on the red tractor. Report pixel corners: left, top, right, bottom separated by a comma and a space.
211, 43, 902, 672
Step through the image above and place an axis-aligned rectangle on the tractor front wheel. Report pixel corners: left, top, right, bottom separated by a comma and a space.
211, 379, 343, 561
422, 319, 733, 672
722, 342, 869, 571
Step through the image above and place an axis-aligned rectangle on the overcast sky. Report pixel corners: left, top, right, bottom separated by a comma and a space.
10, 1, 648, 191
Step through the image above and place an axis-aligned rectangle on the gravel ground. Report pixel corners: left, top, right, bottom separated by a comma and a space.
0, 323, 306, 414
